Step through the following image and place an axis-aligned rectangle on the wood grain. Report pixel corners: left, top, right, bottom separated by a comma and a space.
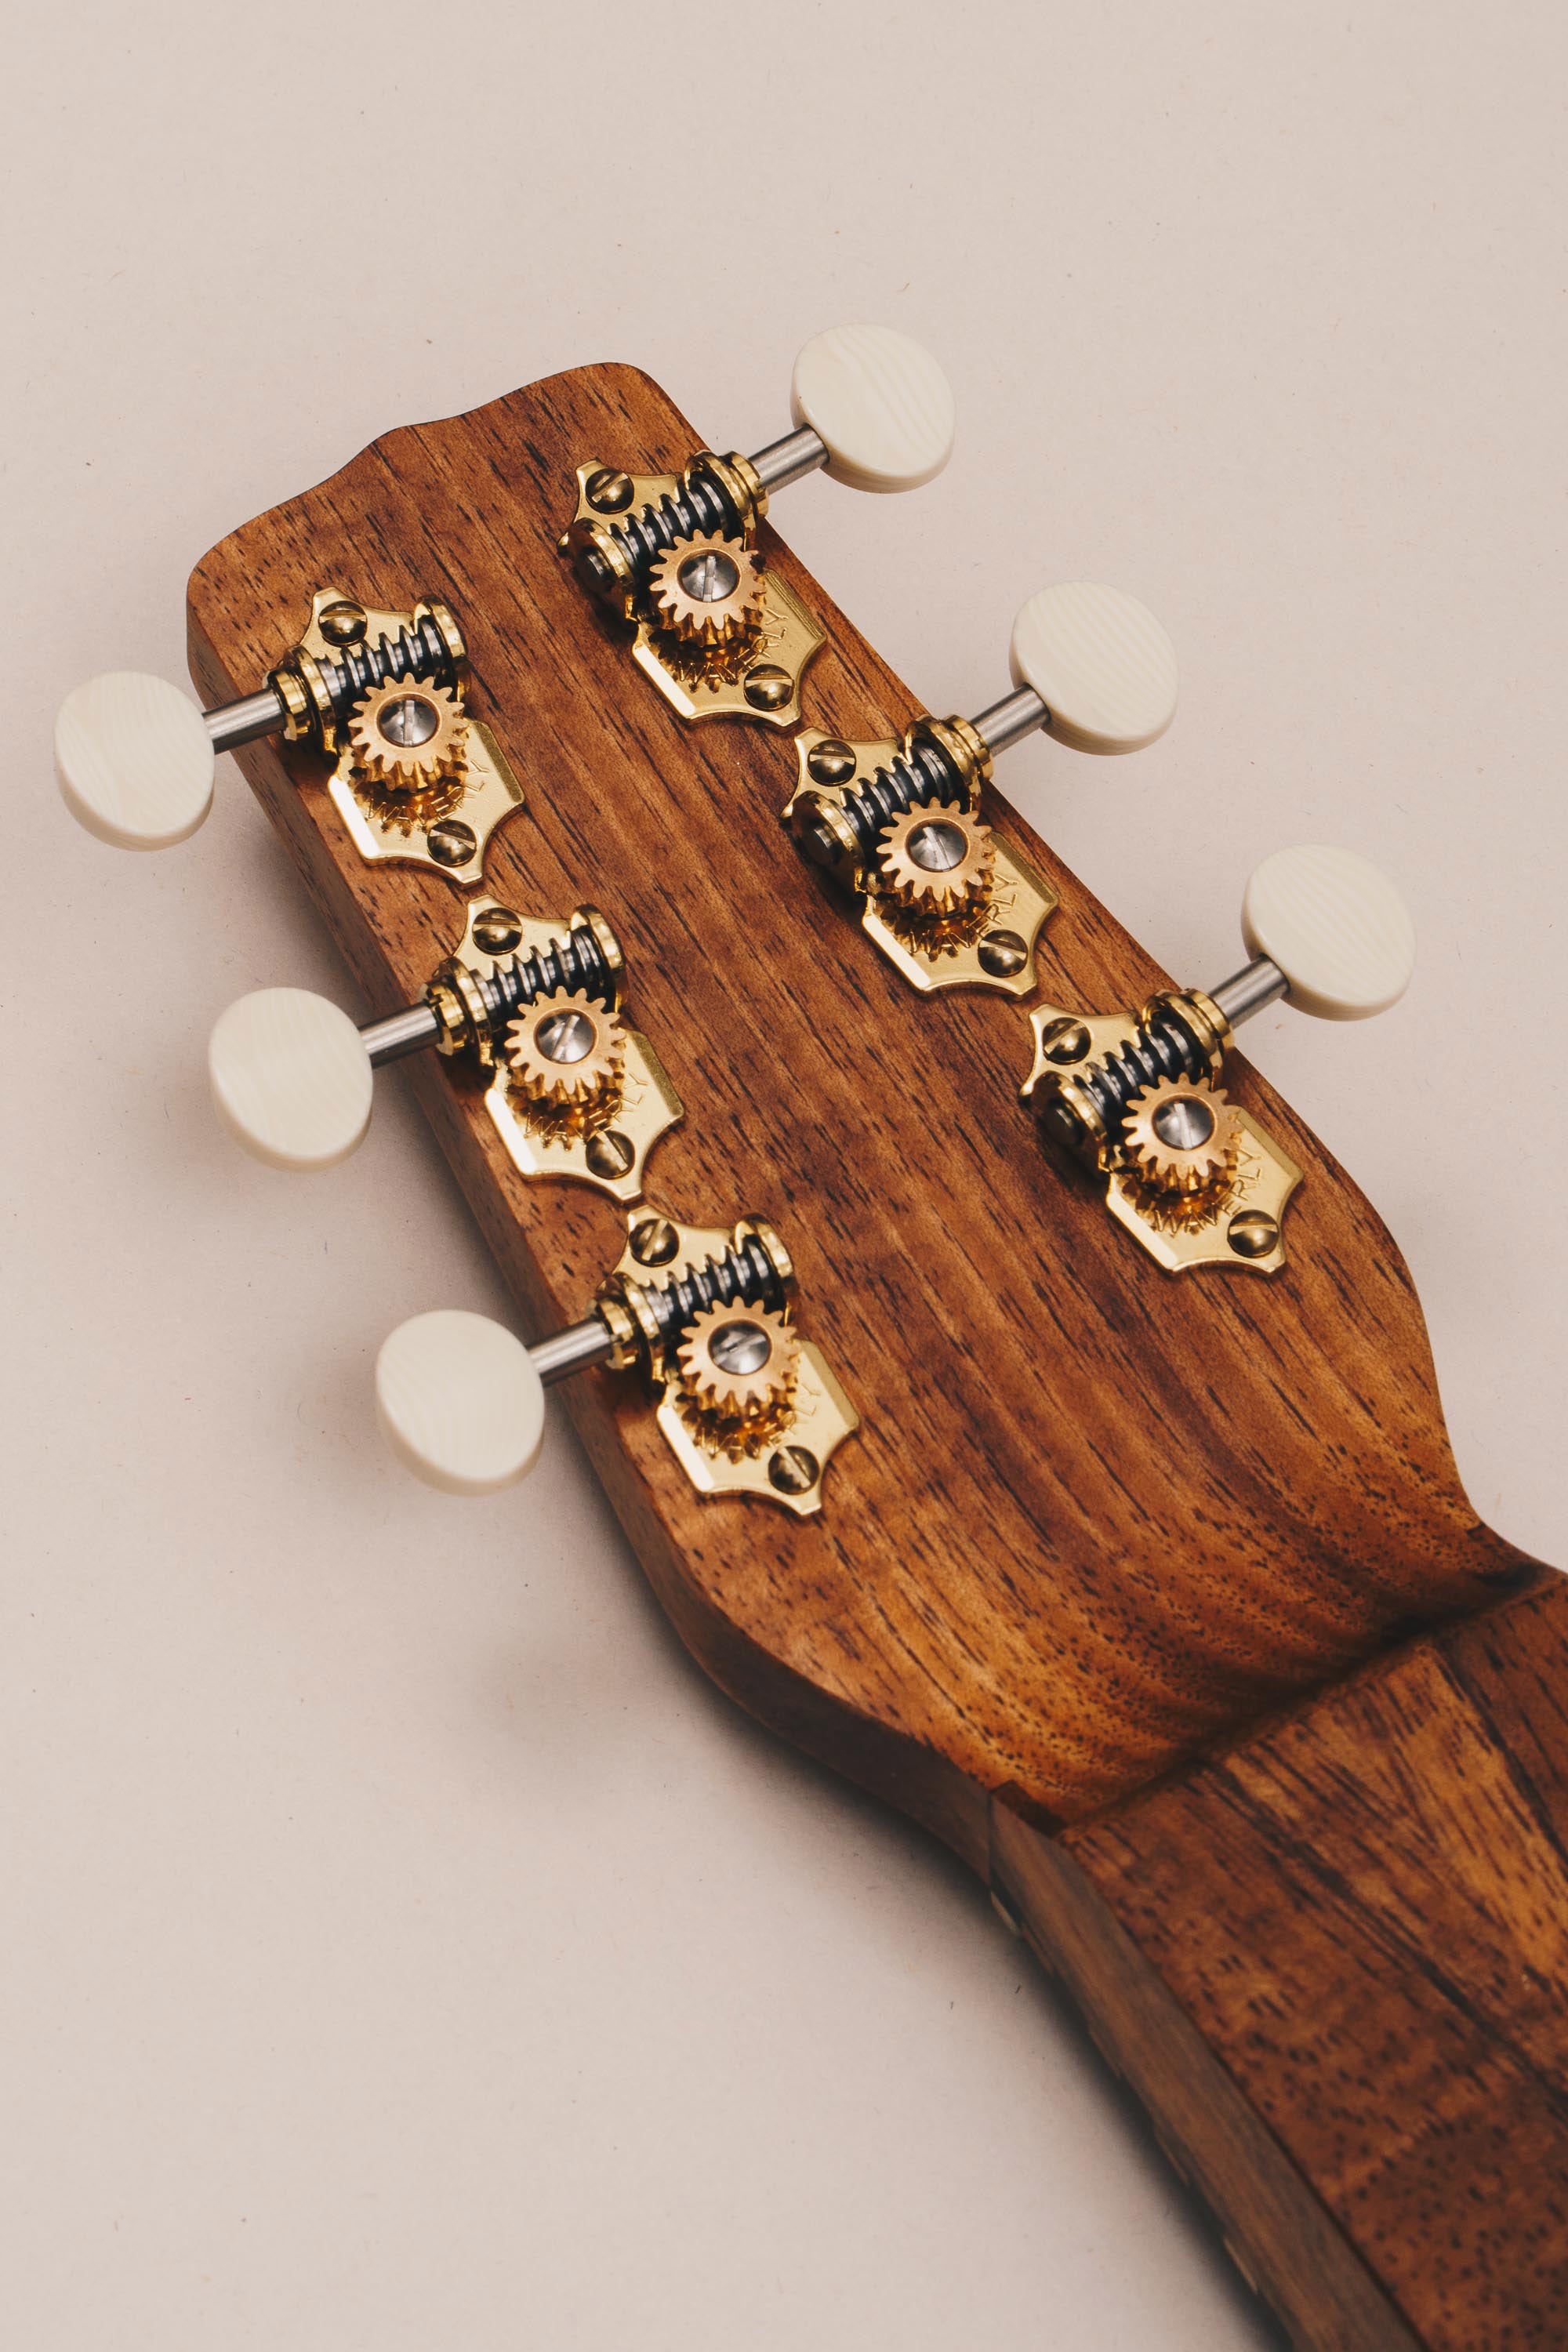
187, 363, 1565, 2346
996, 1574, 1568, 2346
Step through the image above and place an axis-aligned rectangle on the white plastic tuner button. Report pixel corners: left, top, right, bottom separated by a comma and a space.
1008, 583, 1179, 757
55, 671, 216, 849
789, 325, 956, 495
1241, 844, 1416, 1022
376, 1310, 546, 1497
209, 988, 374, 1172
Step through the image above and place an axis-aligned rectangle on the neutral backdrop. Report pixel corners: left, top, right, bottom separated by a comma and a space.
5, 5, 1565, 2347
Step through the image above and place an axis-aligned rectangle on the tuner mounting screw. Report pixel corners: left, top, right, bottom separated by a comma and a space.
629, 1215, 680, 1268
586, 469, 635, 513
978, 931, 1029, 979
1228, 1210, 1280, 1259
808, 739, 858, 786
471, 906, 524, 954
585, 1131, 637, 1181
768, 1446, 820, 1496
743, 665, 792, 712
1037, 1018, 1091, 1065
427, 818, 478, 867
318, 601, 368, 646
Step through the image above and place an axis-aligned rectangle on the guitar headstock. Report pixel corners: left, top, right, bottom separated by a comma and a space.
56, 335, 1530, 1867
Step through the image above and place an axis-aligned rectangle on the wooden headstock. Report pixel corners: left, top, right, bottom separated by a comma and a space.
182, 360, 1530, 1821
67, 356, 1568, 2344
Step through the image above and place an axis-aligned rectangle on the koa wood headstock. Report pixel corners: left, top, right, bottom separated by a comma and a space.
55, 334, 1568, 2349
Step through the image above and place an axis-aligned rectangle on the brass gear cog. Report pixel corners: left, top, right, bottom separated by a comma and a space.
347, 678, 467, 794
1122, 1079, 1240, 1196
676, 1302, 798, 1423
647, 532, 763, 647
503, 990, 625, 1109
875, 802, 995, 916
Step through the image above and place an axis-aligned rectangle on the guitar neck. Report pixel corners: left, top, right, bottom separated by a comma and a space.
996, 1568, 1568, 2349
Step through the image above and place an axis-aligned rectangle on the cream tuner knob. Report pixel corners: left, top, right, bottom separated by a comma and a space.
376, 1310, 546, 1497
55, 671, 216, 849
209, 988, 375, 1172
788, 325, 956, 495
1240, 844, 1416, 1022
1007, 583, 1179, 757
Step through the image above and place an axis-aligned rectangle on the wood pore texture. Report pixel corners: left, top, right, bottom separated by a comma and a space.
189, 365, 1567, 2349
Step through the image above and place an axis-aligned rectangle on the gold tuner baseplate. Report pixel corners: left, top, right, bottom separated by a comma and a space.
783, 713, 1058, 997
559, 450, 824, 729
559, 1210, 858, 1515
1020, 985, 1301, 1276
197, 585, 521, 888
360, 898, 683, 1206
293, 589, 521, 888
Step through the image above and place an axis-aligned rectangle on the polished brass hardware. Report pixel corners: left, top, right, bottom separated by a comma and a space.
445, 897, 683, 1206
1021, 991, 1301, 1276
560, 458, 825, 728
784, 720, 1058, 997
281, 589, 521, 888
596, 1211, 858, 1515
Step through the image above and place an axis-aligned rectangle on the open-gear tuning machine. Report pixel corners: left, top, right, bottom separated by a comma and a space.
209, 896, 682, 1205
1023, 845, 1416, 1274
56, 586, 523, 888
561, 324, 956, 728
376, 1210, 858, 1516
786, 582, 1178, 996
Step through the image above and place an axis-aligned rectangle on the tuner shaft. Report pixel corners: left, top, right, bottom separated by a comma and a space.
528, 1317, 618, 1385
360, 1004, 442, 1065
970, 686, 1049, 759
1207, 957, 1288, 1029
746, 425, 827, 494
205, 686, 288, 753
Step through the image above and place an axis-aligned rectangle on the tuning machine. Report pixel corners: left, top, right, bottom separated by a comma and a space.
209, 898, 682, 1203
376, 1211, 858, 1516
56, 586, 523, 887
785, 583, 1178, 996
561, 325, 955, 729
1022, 846, 1415, 1274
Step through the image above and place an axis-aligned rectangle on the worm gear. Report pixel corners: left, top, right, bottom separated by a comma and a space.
347, 677, 467, 794
875, 802, 994, 917
647, 532, 763, 648
676, 1302, 798, 1424
504, 990, 625, 1110
1122, 1078, 1240, 1196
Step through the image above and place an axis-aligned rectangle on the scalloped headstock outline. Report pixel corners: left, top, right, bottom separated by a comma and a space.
187, 364, 1567, 2350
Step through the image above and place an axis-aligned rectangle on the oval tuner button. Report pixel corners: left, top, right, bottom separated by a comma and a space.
54, 671, 216, 849
1009, 583, 1179, 757
376, 1310, 546, 1497
789, 324, 956, 494
1242, 844, 1416, 1022
208, 988, 374, 1172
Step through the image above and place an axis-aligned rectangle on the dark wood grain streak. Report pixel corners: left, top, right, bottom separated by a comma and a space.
187, 363, 1568, 2345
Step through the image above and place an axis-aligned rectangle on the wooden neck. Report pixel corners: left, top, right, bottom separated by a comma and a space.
993, 1568, 1568, 2347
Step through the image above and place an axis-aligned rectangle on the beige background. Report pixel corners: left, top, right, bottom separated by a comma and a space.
5, 4, 1565, 2346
